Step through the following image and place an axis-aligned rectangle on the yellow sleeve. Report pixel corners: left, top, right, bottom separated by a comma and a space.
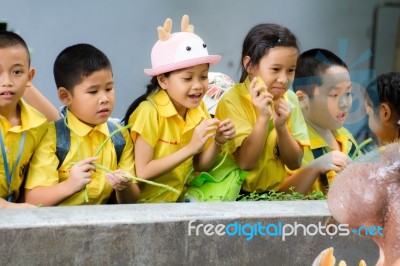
25, 123, 60, 189
215, 93, 254, 154
128, 101, 160, 148
286, 90, 310, 146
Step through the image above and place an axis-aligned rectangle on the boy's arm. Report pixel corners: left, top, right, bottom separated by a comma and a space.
23, 84, 60, 121
0, 198, 35, 209
116, 183, 140, 203
25, 156, 97, 206
280, 150, 351, 194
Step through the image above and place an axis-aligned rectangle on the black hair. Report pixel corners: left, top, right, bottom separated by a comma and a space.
365, 72, 400, 118
123, 73, 171, 125
293, 48, 348, 95
0, 30, 30, 66
53, 43, 112, 91
239, 23, 299, 83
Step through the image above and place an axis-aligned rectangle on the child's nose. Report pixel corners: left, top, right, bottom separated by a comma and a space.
99, 94, 109, 104
0, 73, 12, 87
277, 72, 288, 84
339, 94, 351, 110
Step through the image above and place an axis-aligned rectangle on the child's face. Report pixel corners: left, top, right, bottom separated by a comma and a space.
158, 63, 209, 118
0, 46, 33, 113
64, 69, 114, 126
252, 46, 297, 100
307, 66, 352, 130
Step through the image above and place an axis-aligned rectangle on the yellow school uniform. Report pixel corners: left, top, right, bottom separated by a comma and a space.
215, 77, 309, 193
25, 109, 135, 205
0, 100, 47, 201
129, 89, 211, 203
297, 122, 359, 194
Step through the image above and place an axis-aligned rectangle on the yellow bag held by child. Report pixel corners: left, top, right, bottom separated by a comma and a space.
183, 153, 248, 202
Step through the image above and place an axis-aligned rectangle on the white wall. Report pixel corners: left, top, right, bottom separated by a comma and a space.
0, 0, 398, 118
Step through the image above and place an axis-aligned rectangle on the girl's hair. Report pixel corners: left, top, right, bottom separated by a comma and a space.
239, 23, 299, 82
123, 73, 170, 125
365, 72, 400, 118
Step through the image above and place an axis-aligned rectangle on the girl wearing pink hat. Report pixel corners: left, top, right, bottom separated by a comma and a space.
123, 15, 235, 203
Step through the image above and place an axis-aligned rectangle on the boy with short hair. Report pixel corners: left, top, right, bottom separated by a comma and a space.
0, 31, 48, 208
280, 48, 359, 195
25, 43, 139, 206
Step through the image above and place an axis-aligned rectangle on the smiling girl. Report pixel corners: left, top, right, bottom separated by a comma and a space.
215, 23, 309, 194
123, 15, 235, 203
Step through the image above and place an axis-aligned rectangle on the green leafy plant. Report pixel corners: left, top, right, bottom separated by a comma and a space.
237, 187, 326, 201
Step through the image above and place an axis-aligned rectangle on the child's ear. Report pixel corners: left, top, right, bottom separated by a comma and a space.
379, 103, 392, 122
242, 56, 252, 74
157, 74, 167, 90
58, 87, 72, 105
296, 90, 309, 110
26, 68, 36, 87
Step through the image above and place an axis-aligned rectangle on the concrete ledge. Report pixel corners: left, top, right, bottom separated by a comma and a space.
0, 201, 378, 265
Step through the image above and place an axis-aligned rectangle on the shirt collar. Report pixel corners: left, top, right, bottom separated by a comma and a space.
148, 89, 209, 123
1, 100, 47, 133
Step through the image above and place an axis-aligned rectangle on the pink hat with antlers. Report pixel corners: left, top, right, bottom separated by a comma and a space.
144, 15, 221, 77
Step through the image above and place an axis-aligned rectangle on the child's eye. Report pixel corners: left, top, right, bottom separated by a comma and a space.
271, 68, 280, 72
346, 92, 353, 98
183, 77, 192, 81
88, 91, 97, 94
13, 70, 23, 75
201, 76, 208, 80
329, 94, 338, 98
288, 69, 295, 73
106, 87, 114, 92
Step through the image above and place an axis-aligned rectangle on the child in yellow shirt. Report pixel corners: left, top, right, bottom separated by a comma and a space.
215, 23, 309, 193
123, 15, 235, 203
25, 44, 139, 206
0, 31, 48, 208
281, 48, 359, 194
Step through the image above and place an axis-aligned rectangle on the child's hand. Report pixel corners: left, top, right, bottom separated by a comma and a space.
67, 157, 97, 193
106, 169, 133, 191
214, 119, 235, 146
273, 98, 291, 129
189, 118, 220, 154
308, 150, 351, 174
249, 77, 273, 118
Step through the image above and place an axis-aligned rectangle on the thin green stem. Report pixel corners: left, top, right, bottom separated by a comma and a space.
95, 124, 131, 157
92, 163, 179, 194
351, 138, 374, 160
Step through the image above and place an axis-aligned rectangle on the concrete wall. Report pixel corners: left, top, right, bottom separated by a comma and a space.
1, 0, 398, 119
0, 201, 379, 265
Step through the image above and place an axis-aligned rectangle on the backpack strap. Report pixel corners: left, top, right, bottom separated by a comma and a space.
55, 118, 70, 169
55, 119, 126, 169
310, 147, 329, 189
106, 121, 126, 165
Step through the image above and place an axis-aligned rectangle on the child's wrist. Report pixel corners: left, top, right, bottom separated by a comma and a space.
214, 137, 225, 147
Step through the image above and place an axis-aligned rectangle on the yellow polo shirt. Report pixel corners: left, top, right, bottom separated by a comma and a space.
129, 89, 211, 203
295, 122, 360, 194
215, 77, 309, 193
25, 109, 135, 205
0, 100, 47, 201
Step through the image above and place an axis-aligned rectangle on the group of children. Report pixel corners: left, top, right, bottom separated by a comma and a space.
1, 15, 399, 208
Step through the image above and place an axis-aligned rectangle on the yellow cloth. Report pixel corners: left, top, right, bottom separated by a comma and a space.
215, 77, 309, 192
292, 122, 359, 194
25, 109, 135, 205
129, 89, 211, 203
0, 100, 47, 201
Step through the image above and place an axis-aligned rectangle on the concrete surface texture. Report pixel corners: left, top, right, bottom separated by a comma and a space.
0, 201, 378, 265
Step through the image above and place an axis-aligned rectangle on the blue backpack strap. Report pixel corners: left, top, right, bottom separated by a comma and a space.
107, 121, 126, 165
54, 119, 70, 169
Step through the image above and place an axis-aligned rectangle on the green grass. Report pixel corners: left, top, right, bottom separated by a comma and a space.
237, 187, 326, 201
